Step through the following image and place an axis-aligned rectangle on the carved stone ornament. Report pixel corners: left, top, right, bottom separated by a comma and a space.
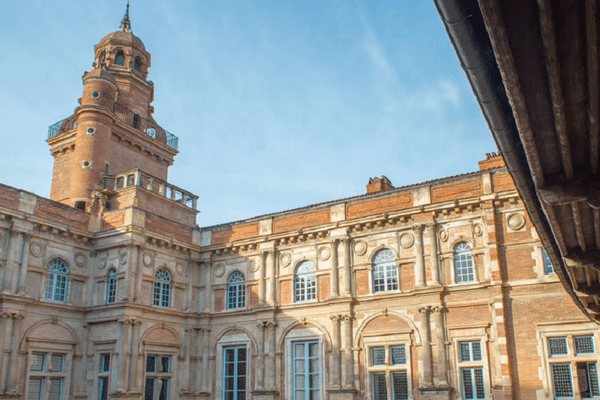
143, 252, 154, 268
176, 262, 185, 275
74, 252, 88, 267
249, 258, 260, 272
507, 213, 526, 230
214, 263, 225, 277
280, 253, 291, 267
98, 257, 107, 269
473, 223, 484, 237
354, 241, 367, 256
119, 251, 128, 264
399, 233, 414, 248
318, 246, 331, 261
439, 229, 449, 242
29, 241, 43, 257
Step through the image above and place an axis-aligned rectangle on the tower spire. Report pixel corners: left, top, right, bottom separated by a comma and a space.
120, 1, 131, 33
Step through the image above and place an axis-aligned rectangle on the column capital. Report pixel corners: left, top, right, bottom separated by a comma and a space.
431, 305, 447, 314
412, 223, 425, 234
340, 237, 351, 245
330, 315, 342, 322
418, 306, 431, 315
424, 222, 436, 232
265, 321, 277, 328
340, 314, 354, 322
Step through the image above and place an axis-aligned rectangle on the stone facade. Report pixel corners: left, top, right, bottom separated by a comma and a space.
0, 12, 599, 400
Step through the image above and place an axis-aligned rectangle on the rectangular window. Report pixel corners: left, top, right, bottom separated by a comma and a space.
369, 344, 409, 400
577, 361, 600, 398
574, 336, 595, 355
461, 367, 485, 400
552, 363, 574, 398
27, 352, 66, 400
459, 341, 482, 362
542, 249, 554, 274
293, 340, 319, 400
144, 355, 171, 400
223, 345, 246, 400
549, 337, 569, 357
99, 353, 110, 400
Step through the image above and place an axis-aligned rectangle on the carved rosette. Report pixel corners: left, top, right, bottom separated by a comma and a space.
354, 240, 367, 255
29, 241, 43, 257
319, 246, 331, 261
399, 232, 414, 248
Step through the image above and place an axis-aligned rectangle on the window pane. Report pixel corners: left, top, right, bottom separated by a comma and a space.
146, 355, 156, 373
577, 361, 600, 398
27, 377, 43, 400
50, 354, 64, 372
161, 357, 170, 373
542, 249, 554, 274
471, 342, 482, 361
392, 371, 409, 400
158, 378, 169, 400
99, 377, 108, 400
474, 368, 485, 398
372, 372, 387, 400
459, 342, 471, 362
549, 337, 568, 357
574, 335, 595, 355
462, 368, 474, 399
30, 353, 45, 372
390, 345, 406, 365
454, 242, 474, 283
551, 363, 573, 398
101, 354, 110, 373
48, 378, 62, 400
371, 347, 385, 366
144, 378, 155, 400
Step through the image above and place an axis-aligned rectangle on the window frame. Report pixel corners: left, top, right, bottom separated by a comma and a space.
215, 333, 252, 400
294, 260, 317, 303
45, 258, 69, 303
371, 248, 399, 294
153, 268, 172, 308
25, 342, 73, 400
285, 327, 325, 400
222, 344, 248, 400
115, 50, 125, 66
144, 354, 172, 400
453, 242, 475, 284
98, 353, 111, 400
105, 268, 117, 305
226, 271, 246, 310
363, 332, 413, 400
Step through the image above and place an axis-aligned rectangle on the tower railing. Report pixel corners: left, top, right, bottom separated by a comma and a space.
102, 169, 197, 210
47, 104, 179, 151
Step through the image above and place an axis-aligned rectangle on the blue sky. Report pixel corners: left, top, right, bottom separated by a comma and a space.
0, 1, 496, 226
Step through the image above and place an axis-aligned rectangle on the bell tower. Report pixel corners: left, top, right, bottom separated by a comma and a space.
47, 5, 179, 211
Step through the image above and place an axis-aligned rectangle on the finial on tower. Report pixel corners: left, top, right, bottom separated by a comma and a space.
120, 1, 132, 33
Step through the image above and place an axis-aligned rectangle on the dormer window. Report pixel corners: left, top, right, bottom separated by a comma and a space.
115, 51, 125, 66
134, 57, 142, 71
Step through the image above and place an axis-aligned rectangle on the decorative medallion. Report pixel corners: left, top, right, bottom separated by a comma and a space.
119, 251, 128, 264
74, 252, 87, 267
399, 233, 414, 248
249, 258, 260, 272
354, 241, 367, 256
143, 252, 154, 268
29, 241, 43, 257
98, 257, 107, 269
176, 262, 185, 275
439, 229, 449, 242
214, 263, 225, 277
473, 224, 484, 237
318, 246, 331, 261
507, 213, 526, 230
280, 253, 291, 267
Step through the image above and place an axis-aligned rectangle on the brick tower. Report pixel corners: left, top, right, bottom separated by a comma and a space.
47, 5, 179, 211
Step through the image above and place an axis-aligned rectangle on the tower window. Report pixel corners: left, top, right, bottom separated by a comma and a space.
134, 57, 142, 71
115, 51, 125, 66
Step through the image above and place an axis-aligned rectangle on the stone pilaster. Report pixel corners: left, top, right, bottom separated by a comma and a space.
116, 318, 134, 393
0, 312, 12, 393
414, 224, 426, 288
329, 315, 342, 389
341, 238, 352, 296
4, 313, 23, 395
204, 260, 212, 313
425, 223, 441, 285
258, 252, 266, 305
181, 327, 194, 392
1, 230, 19, 293
256, 322, 266, 390
330, 239, 340, 298
340, 314, 355, 390
419, 306, 433, 387
266, 251, 277, 305
16, 232, 30, 294
133, 246, 143, 302
431, 306, 448, 385
200, 328, 211, 394
266, 322, 277, 390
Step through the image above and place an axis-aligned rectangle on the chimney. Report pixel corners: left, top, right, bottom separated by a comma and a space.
367, 176, 394, 194
478, 152, 505, 171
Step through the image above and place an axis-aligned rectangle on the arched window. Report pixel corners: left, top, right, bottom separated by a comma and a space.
454, 242, 474, 283
134, 56, 142, 71
45, 259, 69, 302
294, 261, 316, 302
227, 271, 245, 310
372, 248, 398, 293
153, 269, 171, 308
98, 50, 106, 66
115, 51, 125, 66
106, 269, 117, 304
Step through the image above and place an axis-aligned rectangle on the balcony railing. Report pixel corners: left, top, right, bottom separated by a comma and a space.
114, 103, 178, 150
47, 104, 179, 151
103, 169, 197, 210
